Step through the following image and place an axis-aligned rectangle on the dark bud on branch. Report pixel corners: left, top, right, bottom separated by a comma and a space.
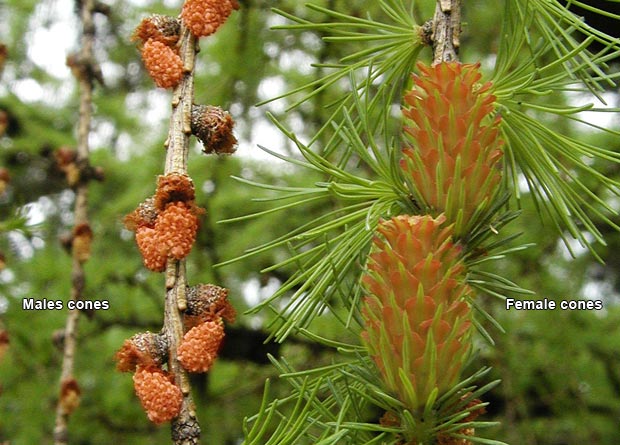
190, 105, 237, 155
55, 146, 79, 186
59, 232, 74, 256
73, 223, 93, 263
133, 15, 181, 47
0, 167, 9, 194
185, 283, 236, 328
0, 330, 8, 361
115, 331, 169, 372
66, 52, 104, 86
52, 329, 65, 351
54, 147, 104, 187
420, 20, 434, 47
0, 108, 19, 137
59, 378, 81, 416
0, 110, 8, 137
124, 197, 158, 231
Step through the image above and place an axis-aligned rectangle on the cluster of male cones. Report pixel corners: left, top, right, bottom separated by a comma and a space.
133, 0, 239, 89
115, 0, 239, 425
361, 62, 503, 444
115, 284, 235, 424
132, 1, 238, 155
116, 176, 235, 424
124, 173, 203, 272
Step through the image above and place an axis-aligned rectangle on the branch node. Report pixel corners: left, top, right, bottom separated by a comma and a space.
439, 0, 451, 12
177, 284, 188, 312
166, 260, 177, 289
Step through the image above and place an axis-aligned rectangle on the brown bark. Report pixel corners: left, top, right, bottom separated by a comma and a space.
431, 0, 462, 64
163, 26, 201, 445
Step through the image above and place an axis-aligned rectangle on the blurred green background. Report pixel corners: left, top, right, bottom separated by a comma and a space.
0, 0, 619, 444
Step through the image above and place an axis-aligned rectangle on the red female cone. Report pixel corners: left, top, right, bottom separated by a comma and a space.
401, 62, 503, 236
361, 214, 473, 410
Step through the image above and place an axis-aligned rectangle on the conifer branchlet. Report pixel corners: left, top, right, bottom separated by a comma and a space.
118, 2, 238, 436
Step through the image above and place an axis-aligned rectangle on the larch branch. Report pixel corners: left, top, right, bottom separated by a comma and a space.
53, 0, 100, 443
431, 0, 462, 64
163, 25, 201, 445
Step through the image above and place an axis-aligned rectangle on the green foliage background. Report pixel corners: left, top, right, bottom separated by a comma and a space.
0, 0, 619, 444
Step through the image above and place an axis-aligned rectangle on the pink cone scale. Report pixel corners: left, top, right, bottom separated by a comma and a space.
361, 214, 473, 410
401, 62, 503, 236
